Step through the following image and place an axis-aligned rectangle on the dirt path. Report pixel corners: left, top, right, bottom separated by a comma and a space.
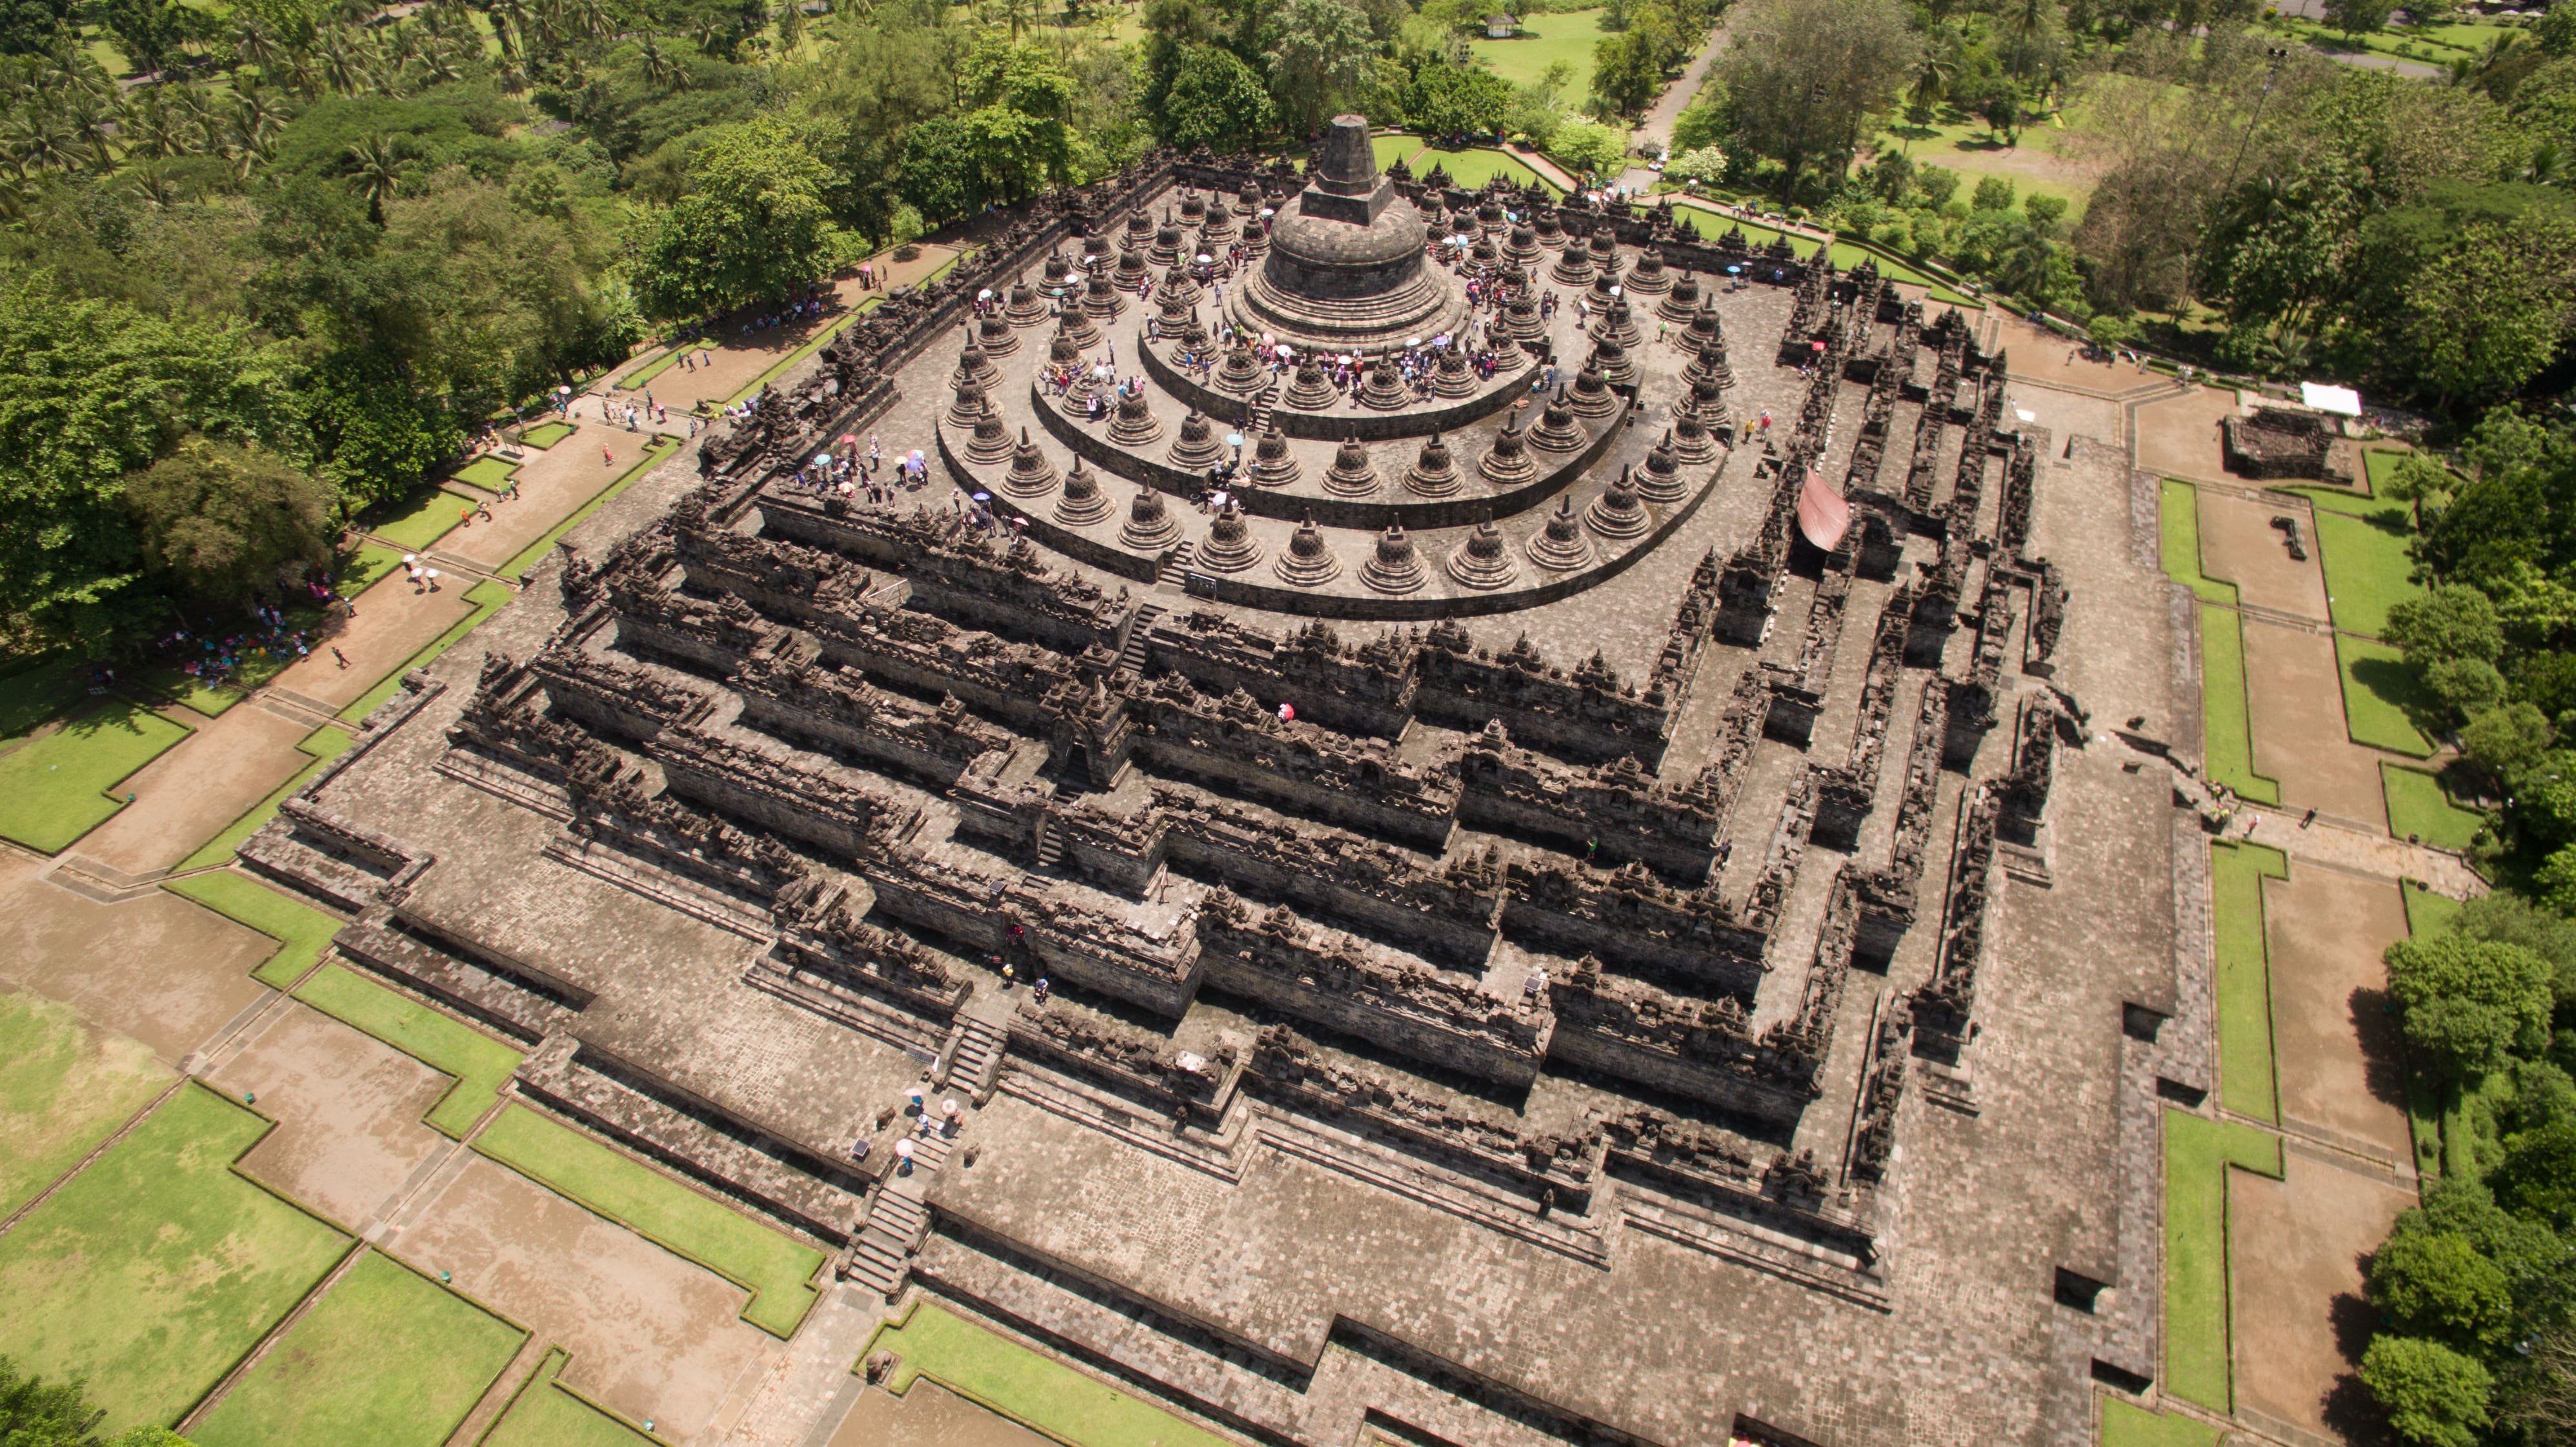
68, 704, 317, 876
2229, 1151, 2413, 1443
2264, 869, 2415, 1169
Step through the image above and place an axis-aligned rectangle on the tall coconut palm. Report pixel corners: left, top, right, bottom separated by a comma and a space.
634, 34, 684, 86
345, 131, 408, 223
234, 82, 290, 150
65, 91, 120, 171
1906, 44, 1958, 134
171, 83, 221, 153
127, 89, 183, 158
318, 30, 370, 93
486, 0, 530, 56
3, 111, 79, 176
234, 19, 280, 74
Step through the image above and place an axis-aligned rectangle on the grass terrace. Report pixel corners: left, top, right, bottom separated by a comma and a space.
861, 1302, 1234, 1447
2162, 1108, 2283, 1413
0, 989, 172, 1216
164, 869, 345, 991
293, 964, 525, 1137
0, 698, 192, 855
473, 1105, 824, 1337
0, 1083, 351, 1435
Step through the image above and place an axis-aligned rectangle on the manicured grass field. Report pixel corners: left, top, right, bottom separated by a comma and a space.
0, 699, 193, 854
0, 1084, 352, 1435
2162, 1108, 2282, 1413
165, 869, 344, 990
2312, 505, 2422, 640
501, 441, 685, 580
2209, 841, 2288, 1122
1471, 7, 1608, 97
2100, 1397, 2220, 1447
2331, 634, 2435, 758
452, 456, 521, 492
0, 990, 171, 1215
2382, 764, 2485, 851
519, 421, 576, 449
1373, 132, 1425, 172
138, 663, 248, 718
0, 655, 80, 739
2197, 603, 2279, 806
2403, 881, 2463, 939
175, 727, 355, 871
361, 487, 470, 552
473, 1105, 823, 1337
191, 1251, 524, 1447
619, 348, 684, 390
1871, 116, 2094, 222
1420, 147, 1563, 197
2158, 480, 2237, 605
863, 1301, 1235, 1447
293, 964, 523, 1137
339, 580, 516, 723
481, 1348, 654, 1447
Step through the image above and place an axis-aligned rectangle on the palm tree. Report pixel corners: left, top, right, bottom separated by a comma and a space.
1905, 45, 1958, 135
487, 0, 529, 59
345, 132, 408, 223
419, 39, 463, 85
65, 91, 120, 171
234, 19, 280, 74
634, 34, 683, 86
171, 83, 221, 153
127, 90, 183, 158
319, 31, 369, 93
2525, 142, 2567, 188
234, 83, 289, 150
3, 112, 78, 176
128, 159, 181, 207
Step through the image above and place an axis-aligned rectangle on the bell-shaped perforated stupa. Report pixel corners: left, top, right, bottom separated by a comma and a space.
1273, 514, 1343, 587
1001, 428, 1060, 499
1120, 485, 1183, 550
1223, 115, 1466, 356
1525, 495, 1597, 572
1585, 466, 1653, 541
1325, 436, 1380, 498
1659, 272, 1702, 324
1359, 523, 1427, 594
1052, 460, 1113, 526
1636, 432, 1689, 506
1249, 422, 1300, 488
1447, 512, 1519, 591
1404, 433, 1462, 499
1167, 410, 1225, 471
1194, 501, 1264, 574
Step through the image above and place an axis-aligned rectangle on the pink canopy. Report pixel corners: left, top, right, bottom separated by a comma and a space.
1796, 469, 1851, 552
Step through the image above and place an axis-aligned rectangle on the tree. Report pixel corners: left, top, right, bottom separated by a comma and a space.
2382, 931, 2555, 1077
0, 1357, 195, 1445
2387, 585, 2506, 669
2464, 702, 2554, 787
1405, 61, 1513, 136
342, 132, 410, 225
1714, 0, 1918, 197
125, 438, 336, 602
297, 347, 462, 510
0, 276, 290, 648
99, 0, 215, 73
636, 116, 834, 319
1544, 117, 1627, 178
1665, 143, 1726, 185
2326, 0, 2397, 39
2542, 0, 2575, 58
2368, 1230, 2516, 1349
1263, 0, 1374, 136
1591, 28, 1662, 119
2361, 1336, 2493, 1447
0, 0, 79, 54
1151, 42, 1272, 150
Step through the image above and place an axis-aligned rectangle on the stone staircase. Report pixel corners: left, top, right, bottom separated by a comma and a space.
1154, 545, 1196, 588
841, 1184, 930, 1300
1116, 603, 1163, 676
949, 1016, 1008, 1106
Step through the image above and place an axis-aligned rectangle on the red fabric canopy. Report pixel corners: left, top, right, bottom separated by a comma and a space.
1796, 469, 1851, 552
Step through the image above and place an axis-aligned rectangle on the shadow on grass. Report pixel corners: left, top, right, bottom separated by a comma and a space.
2348, 653, 2442, 742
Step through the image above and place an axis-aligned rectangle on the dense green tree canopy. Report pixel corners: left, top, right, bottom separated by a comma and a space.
635, 116, 834, 319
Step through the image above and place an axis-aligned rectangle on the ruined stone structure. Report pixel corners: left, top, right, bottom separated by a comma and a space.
243, 117, 2183, 1447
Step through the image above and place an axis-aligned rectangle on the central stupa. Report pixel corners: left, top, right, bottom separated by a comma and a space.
1225, 114, 1470, 355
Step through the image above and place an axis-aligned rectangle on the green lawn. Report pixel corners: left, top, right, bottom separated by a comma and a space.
294, 964, 523, 1138
2162, 1108, 2283, 1413
1373, 132, 1425, 172
1420, 147, 1563, 197
452, 456, 521, 492
0, 655, 81, 740
0, 990, 172, 1217
164, 869, 344, 991
473, 1106, 823, 1337
339, 580, 515, 723
136, 662, 248, 718
2403, 880, 2463, 939
2312, 506, 2422, 640
345, 542, 409, 594
2210, 841, 2289, 1122
175, 727, 355, 872
619, 349, 685, 390
863, 1302, 1234, 1447
0, 699, 194, 854
501, 441, 684, 581
1471, 8, 1608, 96
1872, 116, 2093, 222
2382, 764, 2484, 851
2331, 634, 2436, 758
2198, 603, 2280, 806
2100, 1397, 2220, 1447
2160, 480, 2238, 605
519, 421, 576, 449
0, 1084, 352, 1435
361, 487, 471, 552
480, 1348, 654, 1447
191, 1251, 525, 1447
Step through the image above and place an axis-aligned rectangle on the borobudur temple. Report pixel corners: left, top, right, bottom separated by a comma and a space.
247, 116, 2201, 1447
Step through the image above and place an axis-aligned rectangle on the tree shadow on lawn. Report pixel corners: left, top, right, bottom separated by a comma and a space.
2348, 653, 2444, 743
